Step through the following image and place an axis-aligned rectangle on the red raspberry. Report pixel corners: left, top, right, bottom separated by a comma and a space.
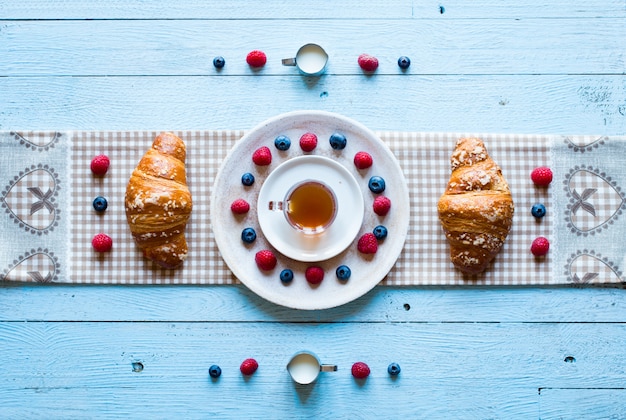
255, 249, 277, 271
530, 167, 553, 186
90, 154, 110, 176
92, 233, 113, 252
240, 358, 259, 375
230, 199, 250, 214
305, 266, 324, 285
353, 151, 373, 169
357, 233, 378, 254
299, 132, 318, 152
246, 50, 267, 68
252, 146, 272, 166
357, 54, 379, 72
531, 237, 550, 256
373, 196, 391, 216
351, 362, 370, 379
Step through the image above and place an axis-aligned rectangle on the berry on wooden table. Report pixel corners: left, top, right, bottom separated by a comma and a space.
358, 54, 379, 72
530, 167, 553, 186
92, 233, 113, 252
531, 237, 550, 256
351, 362, 371, 379
208, 365, 222, 378
90, 154, 110, 176
255, 250, 277, 271
212, 56, 225, 68
397, 56, 411, 69
387, 362, 401, 375
354, 151, 373, 169
246, 50, 267, 68
252, 146, 272, 166
240, 358, 259, 375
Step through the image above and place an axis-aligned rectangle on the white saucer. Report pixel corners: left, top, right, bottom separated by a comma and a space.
257, 155, 364, 262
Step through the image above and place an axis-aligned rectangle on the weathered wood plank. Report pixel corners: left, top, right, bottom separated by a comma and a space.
1, 19, 624, 76
1, 75, 623, 134
2, 284, 626, 323
1, 0, 624, 19
1, 321, 624, 418
539, 388, 626, 419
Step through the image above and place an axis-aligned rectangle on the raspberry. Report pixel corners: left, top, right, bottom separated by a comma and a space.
373, 196, 391, 216
255, 249, 277, 271
92, 233, 113, 252
357, 233, 378, 254
246, 50, 267, 68
354, 151, 373, 169
252, 146, 272, 166
531, 237, 550, 256
351, 362, 370, 379
305, 266, 324, 285
240, 358, 258, 376
299, 132, 318, 152
230, 198, 250, 214
531, 167, 553, 186
90, 154, 110, 176
358, 54, 379, 72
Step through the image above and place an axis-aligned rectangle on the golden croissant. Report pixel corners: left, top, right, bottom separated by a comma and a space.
125, 132, 193, 268
437, 137, 514, 274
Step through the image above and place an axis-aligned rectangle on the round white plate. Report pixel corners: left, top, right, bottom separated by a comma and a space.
257, 155, 364, 262
210, 110, 410, 310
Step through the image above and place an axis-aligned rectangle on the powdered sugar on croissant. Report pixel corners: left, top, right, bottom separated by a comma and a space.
125, 132, 193, 268
437, 137, 514, 274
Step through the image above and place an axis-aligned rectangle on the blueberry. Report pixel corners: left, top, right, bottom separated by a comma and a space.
93, 196, 108, 212
387, 362, 401, 376
274, 135, 291, 151
209, 365, 222, 378
241, 227, 257, 243
213, 56, 225, 69
241, 172, 255, 186
336, 265, 351, 281
397, 56, 411, 69
368, 176, 386, 193
280, 269, 294, 283
373, 225, 388, 240
329, 132, 347, 150
531, 203, 546, 218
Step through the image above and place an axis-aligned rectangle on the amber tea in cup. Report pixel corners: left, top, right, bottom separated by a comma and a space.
269, 180, 337, 234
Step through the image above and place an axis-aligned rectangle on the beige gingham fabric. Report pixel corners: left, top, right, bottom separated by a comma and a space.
2, 130, 625, 286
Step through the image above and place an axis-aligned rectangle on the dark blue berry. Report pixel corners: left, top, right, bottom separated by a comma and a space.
280, 269, 294, 283
397, 56, 411, 69
373, 225, 388, 240
336, 265, 351, 281
241, 227, 257, 243
329, 132, 347, 150
209, 365, 222, 378
213, 56, 225, 68
368, 176, 386, 193
241, 172, 255, 186
93, 196, 108, 212
274, 135, 291, 151
531, 203, 546, 218
387, 362, 401, 376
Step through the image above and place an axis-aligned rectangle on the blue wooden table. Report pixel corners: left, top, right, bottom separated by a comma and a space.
1, 2, 625, 418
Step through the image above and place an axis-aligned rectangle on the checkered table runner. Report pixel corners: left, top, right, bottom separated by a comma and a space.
1, 131, 624, 286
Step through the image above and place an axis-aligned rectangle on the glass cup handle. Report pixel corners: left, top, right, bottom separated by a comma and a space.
282, 57, 297, 66
320, 364, 337, 372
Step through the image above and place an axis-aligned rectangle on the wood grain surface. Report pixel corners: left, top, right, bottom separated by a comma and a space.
1, 1, 625, 418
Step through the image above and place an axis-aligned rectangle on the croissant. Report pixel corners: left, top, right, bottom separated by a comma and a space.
124, 132, 193, 268
437, 137, 514, 275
